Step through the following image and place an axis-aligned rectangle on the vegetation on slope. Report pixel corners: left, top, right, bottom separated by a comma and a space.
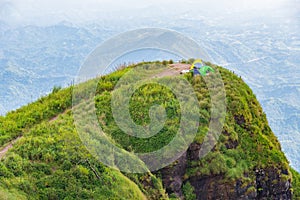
186, 63, 289, 175
0, 60, 299, 199
291, 168, 300, 197
0, 87, 72, 146
0, 109, 166, 199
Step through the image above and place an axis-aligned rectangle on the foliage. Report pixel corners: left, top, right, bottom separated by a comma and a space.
291, 168, 300, 198
0, 60, 299, 199
0, 87, 72, 146
52, 85, 62, 93
0, 111, 164, 199
182, 181, 196, 200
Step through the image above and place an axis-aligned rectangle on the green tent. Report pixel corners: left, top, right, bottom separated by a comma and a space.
190, 60, 215, 76
199, 65, 215, 76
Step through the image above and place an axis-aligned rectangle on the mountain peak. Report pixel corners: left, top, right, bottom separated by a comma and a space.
0, 61, 299, 199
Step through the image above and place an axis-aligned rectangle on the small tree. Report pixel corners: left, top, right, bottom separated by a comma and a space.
162, 60, 168, 65
182, 182, 196, 200
52, 85, 62, 94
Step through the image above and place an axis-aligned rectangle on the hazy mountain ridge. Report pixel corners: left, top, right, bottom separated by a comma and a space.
0, 21, 103, 114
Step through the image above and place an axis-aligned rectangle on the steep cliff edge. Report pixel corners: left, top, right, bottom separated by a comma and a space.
159, 64, 295, 199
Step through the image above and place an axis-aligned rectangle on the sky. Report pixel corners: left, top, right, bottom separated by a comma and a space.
0, 0, 297, 26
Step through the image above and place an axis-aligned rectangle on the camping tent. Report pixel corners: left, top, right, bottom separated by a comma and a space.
190, 59, 215, 76
190, 59, 203, 70
199, 65, 215, 76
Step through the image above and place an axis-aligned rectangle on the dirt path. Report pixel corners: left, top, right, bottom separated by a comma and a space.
49, 108, 71, 123
0, 137, 22, 159
0, 63, 190, 160
0, 109, 69, 159
155, 63, 191, 78
169, 63, 191, 70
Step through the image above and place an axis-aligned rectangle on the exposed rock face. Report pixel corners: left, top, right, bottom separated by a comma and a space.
159, 152, 187, 198
255, 168, 292, 200
155, 65, 296, 199
159, 142, 293, 200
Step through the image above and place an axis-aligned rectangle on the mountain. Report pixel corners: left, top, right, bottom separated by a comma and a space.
0, 61, 299, 199
1, 14, 299, 173
0, 22, 105, 116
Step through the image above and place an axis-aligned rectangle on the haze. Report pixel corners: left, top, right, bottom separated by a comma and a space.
0, 0, 297, 26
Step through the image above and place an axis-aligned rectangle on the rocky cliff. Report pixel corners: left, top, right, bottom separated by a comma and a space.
158, 63, 295, 199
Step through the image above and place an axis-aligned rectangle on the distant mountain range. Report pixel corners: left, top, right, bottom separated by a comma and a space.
0, 11, 299, 172
0, 21, 103, 115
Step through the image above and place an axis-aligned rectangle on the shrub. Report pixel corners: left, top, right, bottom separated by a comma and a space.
182, 182, 196, 200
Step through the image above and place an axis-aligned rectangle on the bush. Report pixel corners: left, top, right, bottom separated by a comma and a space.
182, 182, 196, 200
4, 153, 24, 176
0, 162, 13, 177
52, 85, 62, 93
291, 168, 300, 198
162, 60, 168, 65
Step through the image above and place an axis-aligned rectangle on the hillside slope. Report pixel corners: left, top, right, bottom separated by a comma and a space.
0, 61, 299, 199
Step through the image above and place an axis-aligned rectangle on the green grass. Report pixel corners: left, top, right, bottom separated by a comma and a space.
0, 110, 166, 199
0, 87, 72, 146
291, 168, 300, 198
182, 181, 196, 200
0, 186, 27, 200
0, 60, 299, 199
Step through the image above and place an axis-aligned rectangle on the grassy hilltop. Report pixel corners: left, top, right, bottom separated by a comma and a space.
0, 60, 299, 199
